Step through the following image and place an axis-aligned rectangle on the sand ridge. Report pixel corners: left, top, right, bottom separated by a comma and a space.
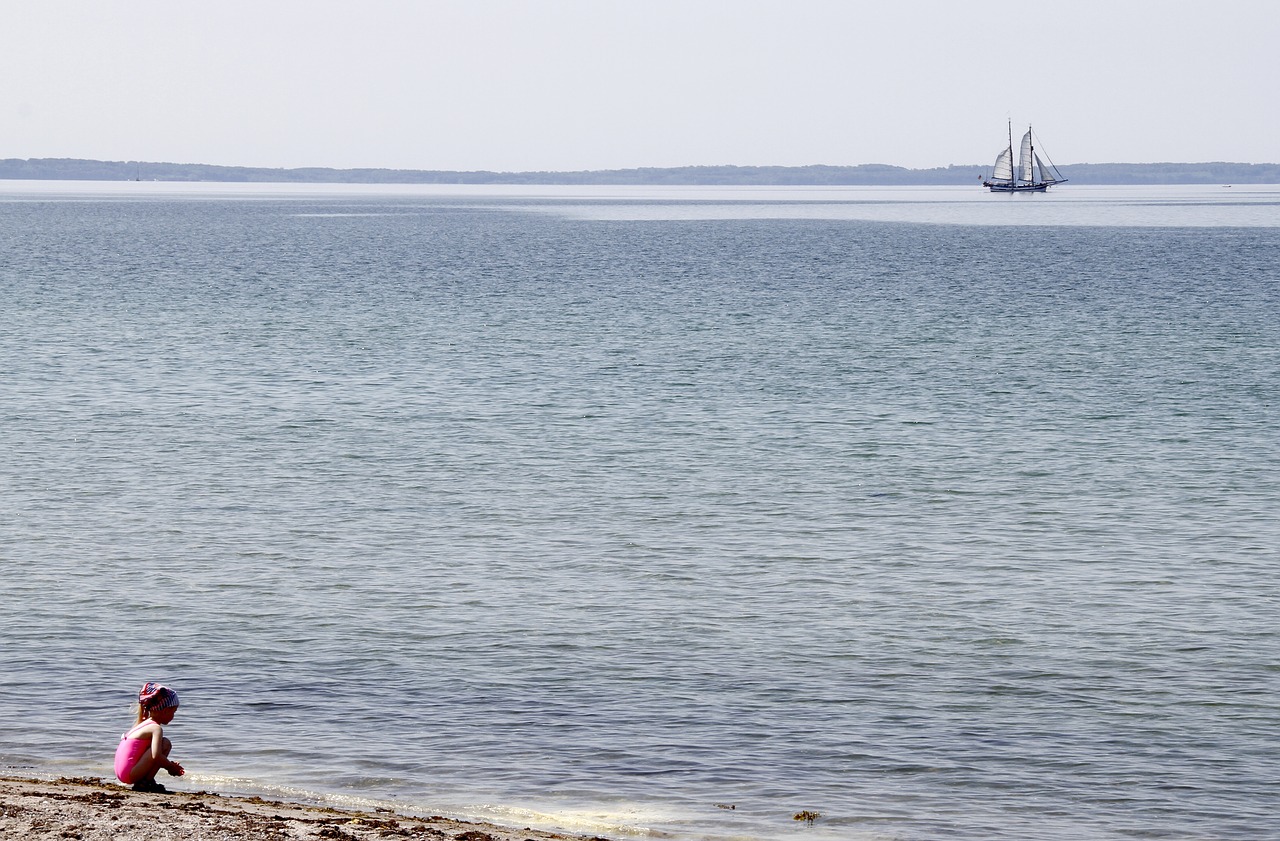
0, 776, 616, 841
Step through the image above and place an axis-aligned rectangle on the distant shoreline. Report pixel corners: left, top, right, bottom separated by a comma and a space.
2, 157, 1278, 186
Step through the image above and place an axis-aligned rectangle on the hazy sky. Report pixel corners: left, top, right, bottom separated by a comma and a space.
4, 1, 1276, 171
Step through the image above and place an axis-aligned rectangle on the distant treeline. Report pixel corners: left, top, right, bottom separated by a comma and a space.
2, 157, 1278, 185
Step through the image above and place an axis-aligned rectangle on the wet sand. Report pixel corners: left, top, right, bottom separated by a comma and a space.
0, 776, 615, 841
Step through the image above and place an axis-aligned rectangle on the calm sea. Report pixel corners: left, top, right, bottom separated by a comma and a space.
1, 182, 1277, 840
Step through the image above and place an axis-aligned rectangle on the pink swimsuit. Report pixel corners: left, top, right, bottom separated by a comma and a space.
114, 722, 153, 784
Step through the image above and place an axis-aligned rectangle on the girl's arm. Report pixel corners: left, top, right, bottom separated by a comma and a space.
149, 725, 185, 775
149, 723, 165, 761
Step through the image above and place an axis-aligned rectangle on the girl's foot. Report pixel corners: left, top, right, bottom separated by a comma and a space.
131, 779, 169, 793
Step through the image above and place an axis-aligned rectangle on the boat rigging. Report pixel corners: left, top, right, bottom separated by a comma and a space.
983, 121, 1067, 192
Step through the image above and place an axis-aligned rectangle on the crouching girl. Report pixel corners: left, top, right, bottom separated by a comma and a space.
114, 682, 185, 792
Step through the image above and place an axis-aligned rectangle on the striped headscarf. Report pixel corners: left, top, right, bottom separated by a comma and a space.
138, 682, 180, 712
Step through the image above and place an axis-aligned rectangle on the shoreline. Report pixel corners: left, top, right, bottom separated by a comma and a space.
4, 157, 1280, 185
0, 775, 618, 841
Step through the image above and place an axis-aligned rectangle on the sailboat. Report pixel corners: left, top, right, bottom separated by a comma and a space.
983, 121, 1067, 192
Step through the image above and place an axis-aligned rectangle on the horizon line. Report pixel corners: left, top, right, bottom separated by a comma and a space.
5, 156, 1280, 173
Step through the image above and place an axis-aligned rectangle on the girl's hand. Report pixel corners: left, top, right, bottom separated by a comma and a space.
166, 761, 185, 777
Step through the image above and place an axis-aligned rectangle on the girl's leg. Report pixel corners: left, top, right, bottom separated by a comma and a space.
124, 737, 172, 787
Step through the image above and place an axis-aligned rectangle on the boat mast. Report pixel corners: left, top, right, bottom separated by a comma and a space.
1007, 119, 1014, 185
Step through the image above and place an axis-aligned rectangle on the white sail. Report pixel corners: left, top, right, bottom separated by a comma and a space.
1017, 130, 1034, 183
984, 121, 1066, 191
991, 148, 1014, 184
1036, 154, 1057, 185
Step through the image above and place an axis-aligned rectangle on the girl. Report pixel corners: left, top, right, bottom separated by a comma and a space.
114, 682, 185, 793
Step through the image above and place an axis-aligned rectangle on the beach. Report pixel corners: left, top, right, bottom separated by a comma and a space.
0, 776, 613, 841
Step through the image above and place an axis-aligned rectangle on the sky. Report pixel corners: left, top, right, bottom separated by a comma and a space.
3, 1, 1277, 172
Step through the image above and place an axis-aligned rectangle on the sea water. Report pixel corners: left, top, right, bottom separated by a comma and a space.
0, 182, 1277, 840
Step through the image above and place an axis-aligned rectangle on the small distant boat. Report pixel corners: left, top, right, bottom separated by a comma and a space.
983, 121, 1067, 192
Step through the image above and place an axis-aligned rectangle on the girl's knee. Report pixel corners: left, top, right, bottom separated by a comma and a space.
160, 737, 173, 756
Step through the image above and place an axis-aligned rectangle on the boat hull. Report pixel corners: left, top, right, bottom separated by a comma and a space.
984, 181, 1050, 193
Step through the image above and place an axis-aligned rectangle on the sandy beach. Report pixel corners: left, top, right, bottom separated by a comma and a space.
0, 776, 615, 841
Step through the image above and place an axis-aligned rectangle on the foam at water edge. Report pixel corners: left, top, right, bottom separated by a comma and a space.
183, 774, 685, 839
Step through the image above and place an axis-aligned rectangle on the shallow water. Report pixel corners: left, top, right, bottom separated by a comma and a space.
1, 183, 1277, 840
